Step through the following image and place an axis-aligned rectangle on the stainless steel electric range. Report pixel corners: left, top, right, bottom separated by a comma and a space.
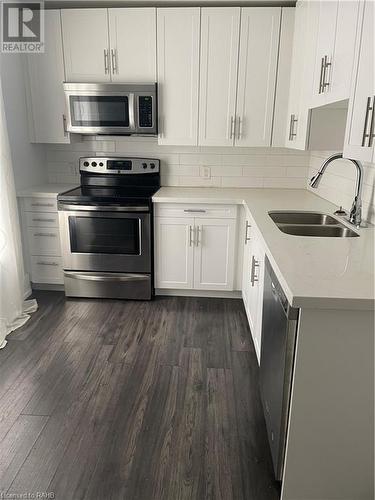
57, 157, 160, 300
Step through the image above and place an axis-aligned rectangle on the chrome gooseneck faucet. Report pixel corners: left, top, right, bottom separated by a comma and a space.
309, 152, 364, 227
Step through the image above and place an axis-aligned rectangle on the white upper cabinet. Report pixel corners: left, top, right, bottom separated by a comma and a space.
25, 10, 69, 143
311, 0, 360, 107
272, 8, 295, 147
157, 8, 200, 146
62, 9, 110, 82
285, 0, 320, 150
199, 8, 240, 147
62, 8, 156, 83
235, 8, 281, 147
108, 8, 156, 82
344, 0, 374, 163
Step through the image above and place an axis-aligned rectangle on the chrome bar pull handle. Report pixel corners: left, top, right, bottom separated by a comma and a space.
31, 202, 54, 207
237, 116, 242, 140
32, 218, 55, 223
368, 96, 375, 147
195, 226, 201, 247
319, 57, 325, 94
104, 49, 109, 74
322, 55, 331, 92
289, 114, 297, 140
289, 115, 293, 141
34, 232, 56, 238
111, 49, 117, 74
245, 221, 251, 244
251, 256, 259, 287
361, 96, 373, 146
37, 261, 59, 266
62, 114, 68, 137
189, 225, 194, 246
229, 116, 235, 139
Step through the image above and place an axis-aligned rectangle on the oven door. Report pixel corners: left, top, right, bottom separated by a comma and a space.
65, 90, 135, 135
58, 205, 151, 273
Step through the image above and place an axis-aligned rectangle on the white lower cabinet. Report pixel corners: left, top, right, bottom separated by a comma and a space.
154, 217, 194, 289
242, 211, 265, 362
193, 218, 236, 290
154, 204, 237, 291
19, 196, 64, 285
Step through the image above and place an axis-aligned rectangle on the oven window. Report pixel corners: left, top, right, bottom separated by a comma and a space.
69, 216, 140, 255
70, 96, 129, 127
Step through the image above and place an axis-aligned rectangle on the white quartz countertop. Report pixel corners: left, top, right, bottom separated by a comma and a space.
153, 187, 375, 310
17, 183, 78, 198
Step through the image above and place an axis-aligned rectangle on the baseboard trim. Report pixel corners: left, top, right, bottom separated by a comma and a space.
155, 288, 242, 299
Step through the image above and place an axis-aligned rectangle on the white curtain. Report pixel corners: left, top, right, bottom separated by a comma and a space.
0, 73, 37, 348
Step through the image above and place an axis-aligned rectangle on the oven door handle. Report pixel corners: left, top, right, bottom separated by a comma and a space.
58, 204, 149, 212
64, 272, 148, 282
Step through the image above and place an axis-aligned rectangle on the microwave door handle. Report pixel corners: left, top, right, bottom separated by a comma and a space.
128, 93, 136, 132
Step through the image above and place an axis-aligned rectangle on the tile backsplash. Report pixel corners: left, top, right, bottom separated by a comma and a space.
46, 136, 309, 189
45, 137, 375, 224
307, 151, 375, 225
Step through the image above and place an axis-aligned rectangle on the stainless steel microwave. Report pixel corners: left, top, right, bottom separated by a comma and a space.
63, 83, 157, 135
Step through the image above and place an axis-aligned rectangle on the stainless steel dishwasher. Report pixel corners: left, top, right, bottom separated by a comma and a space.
260, 256, 299, 481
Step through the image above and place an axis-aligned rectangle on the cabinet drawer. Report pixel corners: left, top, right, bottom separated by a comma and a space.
27, 228, 61, 256
30, 256, 63, 284
23, 197, 57, 212
25, 212, 59, 228
154, 203, 237, 219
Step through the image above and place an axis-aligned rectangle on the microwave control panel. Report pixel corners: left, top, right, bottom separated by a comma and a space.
138, 96, 153, 128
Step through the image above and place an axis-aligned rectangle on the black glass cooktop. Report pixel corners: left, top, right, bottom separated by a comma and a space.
58, 185, 159, 205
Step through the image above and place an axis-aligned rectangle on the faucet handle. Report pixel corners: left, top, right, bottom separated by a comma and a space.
334, 206, 347, 216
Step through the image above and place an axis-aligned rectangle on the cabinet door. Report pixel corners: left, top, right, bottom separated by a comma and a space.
285, 1, 307, 149
235, 7, 280, 147
272, 7, 295, 147
344, 0, 374, 162
327, 0, 361, 104
108, 8, 156, 82
25, 10, 69, 143
311, 0, 337, 107
154, 217, 194, 289
193, 218, 236, 291
61, 9, 110, 82
242, 217, 252, 311
157, 8, 200, 146
199, 8, 240, 146
241, 217, 265, 362
285, 0, 319, 150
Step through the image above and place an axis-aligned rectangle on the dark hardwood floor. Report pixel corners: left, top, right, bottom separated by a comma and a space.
0, 291, 279, 500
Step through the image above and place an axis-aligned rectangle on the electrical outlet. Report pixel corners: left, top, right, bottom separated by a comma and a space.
201, 166, 211, 179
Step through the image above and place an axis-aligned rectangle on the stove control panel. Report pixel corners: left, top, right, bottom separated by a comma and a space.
80, 157, 160, 174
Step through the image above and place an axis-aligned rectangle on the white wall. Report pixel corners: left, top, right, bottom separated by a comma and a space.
0, 54, 47, 190
307, 151, 375, 225
46, 136, 310, 188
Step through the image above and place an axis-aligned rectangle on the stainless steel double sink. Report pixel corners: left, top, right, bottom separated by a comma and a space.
269, 211, 359, 238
